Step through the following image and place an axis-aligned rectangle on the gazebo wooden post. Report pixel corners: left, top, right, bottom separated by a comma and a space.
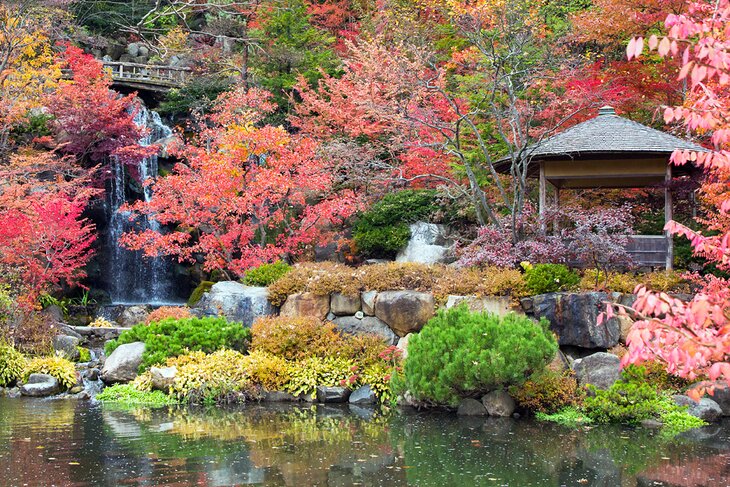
665, 165, 674, 270
539, 162, 546, 233
552, 185, 560, 234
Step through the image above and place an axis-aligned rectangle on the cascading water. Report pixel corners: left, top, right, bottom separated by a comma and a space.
106, 103, 181, 305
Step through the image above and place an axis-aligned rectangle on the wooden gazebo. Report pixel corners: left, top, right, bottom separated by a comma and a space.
496, 106, 706, 269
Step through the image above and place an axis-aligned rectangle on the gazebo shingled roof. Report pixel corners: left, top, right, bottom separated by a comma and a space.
495, 106, 707, 270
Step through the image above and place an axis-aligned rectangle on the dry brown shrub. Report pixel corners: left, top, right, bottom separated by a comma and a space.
251, 315, 345, 360
145, 306, 192, 324
359, 262, 437, 292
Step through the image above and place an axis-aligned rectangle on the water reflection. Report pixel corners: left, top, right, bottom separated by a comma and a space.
0, 398, 728, 486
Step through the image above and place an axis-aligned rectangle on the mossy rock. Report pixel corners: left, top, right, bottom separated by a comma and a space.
187, 281, 214, 307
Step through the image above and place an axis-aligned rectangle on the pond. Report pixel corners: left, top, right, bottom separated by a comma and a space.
0, 398, 728, 486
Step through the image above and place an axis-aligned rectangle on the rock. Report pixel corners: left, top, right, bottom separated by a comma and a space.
330, 293, 361, 316
107, 43, 125, 60
698, 382, 730, 416
457, 398, 488, 416
69, 385, 84, 394
263, 390, 298, 402
374, 291, 435, 336
52, 335, 80, 361
118, 54, 132, 63
529, 292, 622, 349
572, 352, 621, 390
85, 368, 100, 381
194, 281, 277, 327
673, 395, 723, 422
280, 292, 330, 320
396, 222, 454, 264
396, 333, 412, 360
617, 315, 634, 345
445, 295, 514, 317
361, 291, 377, 316
150, 366, 177, 391
117, 306, 149, 327
43, 305, 65, 323
364, 259, 391, 265
20, 374, 61, 397
126, 43, 140, 57
137, 45, 149, 57
481, 390, 515, 417
316, 386, 350, 403
349, 385, 377, 405
332, 316, 399, 345
77, 390, 91, 400
641, 419, 664, 429
101, 342, 146, 384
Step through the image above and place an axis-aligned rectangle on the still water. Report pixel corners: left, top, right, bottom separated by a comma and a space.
0, 397, 728, 486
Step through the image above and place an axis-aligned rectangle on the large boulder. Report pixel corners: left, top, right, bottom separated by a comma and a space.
117, 306, 150, 327
280, 292, 330, 320
445, 295, 514, 317
396, 222, 454, 264
704, 382, 730, 416
20, 374, 62, 397
330, 293, 361, 316
457, 398, 488, 416
349, 385, 378, 405
195, 281, 277, 326
673, 395, 723, 422
332, 316, 399, 345
374, 291, 435, 337
571, 352, 620, 390
481, 390, 515, 417
526, 292, 622, 349
52, 335, 80, 361
101, 342, 146, 384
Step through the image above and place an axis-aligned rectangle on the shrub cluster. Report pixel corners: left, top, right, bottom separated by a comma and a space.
0, 342, 25, 386
403, 305, 558, 406
523, 263, 580, 295
251, 316, 344, 360
97, 384, 179, 406
242, 261, 292, 287
105, 317, 251, 371
579, 269, 688, 293
509, 369, 581, 414
23, 356, 77, 390
145, 306, 192, 325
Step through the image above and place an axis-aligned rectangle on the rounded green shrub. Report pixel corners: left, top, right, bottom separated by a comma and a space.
187, 281, 213, 307
353, 189, 438, 258
0, 342, 26, 386
403, 305, 558, 406
243, 261, 292, 287
523, 263, 580, 295
105, 317, 251, 371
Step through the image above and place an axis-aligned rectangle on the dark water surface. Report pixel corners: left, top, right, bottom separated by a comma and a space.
1, 398, 729, 487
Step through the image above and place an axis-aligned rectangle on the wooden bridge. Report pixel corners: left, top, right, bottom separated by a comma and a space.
63, 61, 192, 92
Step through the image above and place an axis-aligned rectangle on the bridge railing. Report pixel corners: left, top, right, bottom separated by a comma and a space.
103, 61, 192, 87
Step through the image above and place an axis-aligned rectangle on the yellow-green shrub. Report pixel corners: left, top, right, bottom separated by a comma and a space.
337, 334, 390, 367
580, 269, 687, 293
0, 342, 26, 386
358, 362, 396, 403
251, 316, 344, 360
244, 350, 291, 391
509, 369, 581, 414
284, 356, 356, 397
170, 349, 256, 404
23, 356, 77, 390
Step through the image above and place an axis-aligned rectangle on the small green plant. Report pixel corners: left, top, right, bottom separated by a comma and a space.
97, 384, 178, 407
659, 410, 707, 438
535, 407, 594, 427
0, 342, 26, 386
23, 356, 77, 390
243, 261, 292, 286
353, 189, 438, 258
403, 305, 558, 406
105, 317, 251, 371
187, 281, 214, 307
523, 263, 580, 295
76, 347, 91, 363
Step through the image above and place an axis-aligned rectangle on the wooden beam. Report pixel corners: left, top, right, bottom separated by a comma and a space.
552, 185, 560, 234
539, 162, 546, 233
665, 164, 674, 270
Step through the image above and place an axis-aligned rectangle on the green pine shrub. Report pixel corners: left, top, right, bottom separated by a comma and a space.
0, 342, 26, 386
403, 305, 558, 406
353, 189, 438, 258
535, 407, 594, 427
105, 317, 251, 371
187, 281, 214, 307
76, 347, 91, 363
523, 263, 580, 295
243, 261, 292, 287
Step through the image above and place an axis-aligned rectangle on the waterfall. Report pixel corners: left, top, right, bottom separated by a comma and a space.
106, 102, 181, 305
